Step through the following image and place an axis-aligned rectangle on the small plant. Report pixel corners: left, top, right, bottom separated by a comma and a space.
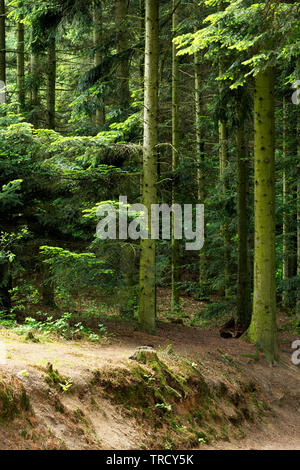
45, 363, 73, 394
155, 403, 172, 412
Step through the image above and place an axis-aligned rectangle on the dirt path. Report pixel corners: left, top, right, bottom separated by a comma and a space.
0, 320, 299, 450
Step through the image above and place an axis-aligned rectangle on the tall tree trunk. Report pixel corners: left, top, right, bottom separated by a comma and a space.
93, 0, 105, 128
46, 38, 56, 130
17, 22, 25, 112
30, 51, 39, 127
236, 97, 250, 330
0, 0, 6, 94
297, 110, 300, 320
248, 67, 279, 362
282, 98, 297, 308
194, 51, 206, 285
171, 0, 180, 312
115, 0, 130, 108
138, 0, 159, 334
0, 261, 11, 315
282, 97, 288, 306
139, 0, 145, 88
218, 89, 230, 297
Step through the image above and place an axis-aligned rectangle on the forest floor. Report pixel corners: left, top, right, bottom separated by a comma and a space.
0, 288, 299, 450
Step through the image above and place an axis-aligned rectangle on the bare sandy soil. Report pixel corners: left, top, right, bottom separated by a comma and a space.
0, 311, 299, 450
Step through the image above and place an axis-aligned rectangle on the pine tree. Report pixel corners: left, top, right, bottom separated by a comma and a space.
248, 67, 279, 362
0, 0, 6, 86
138, 0, 159, 334
17, 22, 25, 112
171, 0, 180, 313
47, 37, 56, 129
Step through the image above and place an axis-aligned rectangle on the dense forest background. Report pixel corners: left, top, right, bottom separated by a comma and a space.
0, 0, 300, 366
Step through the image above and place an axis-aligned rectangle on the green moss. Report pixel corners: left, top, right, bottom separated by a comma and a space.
54, 398, 64, 413
90, 352, 270, 449
0, 377, 32, 422
0, 386, 19, 420
20, 388, 31, 412
45, 363, 73, 393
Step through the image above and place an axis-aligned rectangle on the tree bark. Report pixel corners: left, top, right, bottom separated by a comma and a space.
138, 0, 159, 334
30, 51, 39, 127
171, 0, 180, 313
139, 0, 145, 88
93, 0, 105, 127
194, 51, 206, 285
46, 38, 56, 129
115, 0, 130, 108
0, 261, 11, 315
236, 97, 250, 329
297, 108, 300, 320
282, 96, 288, 306
0, 0, 6, 95
248, 67, 279, 362
219, 97, 230, 297
17, 22, 25, 112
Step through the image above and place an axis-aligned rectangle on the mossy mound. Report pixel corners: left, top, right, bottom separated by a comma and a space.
90, 352, 270, 449
0, 373, 32, 421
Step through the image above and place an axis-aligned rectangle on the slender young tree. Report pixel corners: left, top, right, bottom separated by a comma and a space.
297, 109, 300, 320
30, 50, 39, 127
138, 0, 159, 334
0, 262, 11, 314
236, 94, 250, 330
0, 0, 5, 86
115, 0, 130, 107
139, 0, 145, 87
17, 22, 25, 111
218, 64, 230, 298
42, 263, 56, 309
248, 67, 279, 362
282, 96, 289, 306
171, 0, 180, 312
47, 37, 56, 129
194, 51, 206, 285
93, 0, 105, 127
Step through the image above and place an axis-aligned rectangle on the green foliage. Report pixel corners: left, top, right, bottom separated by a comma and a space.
9, 313, 107, 342
175, 1, 300, 87
40, 246, 114, 295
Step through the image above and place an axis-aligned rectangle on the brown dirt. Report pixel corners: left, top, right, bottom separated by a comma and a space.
0, 291, 299, 450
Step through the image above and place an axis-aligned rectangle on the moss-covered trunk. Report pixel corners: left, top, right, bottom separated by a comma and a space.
248, 67, 279, 362
138, 0, 159, 334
